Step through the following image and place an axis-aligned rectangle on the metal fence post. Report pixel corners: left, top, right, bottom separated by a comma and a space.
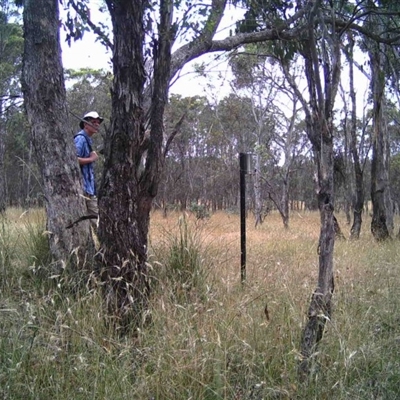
239, 153, 251, 284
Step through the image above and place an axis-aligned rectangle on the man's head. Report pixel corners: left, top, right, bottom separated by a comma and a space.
79, 111, 104, 135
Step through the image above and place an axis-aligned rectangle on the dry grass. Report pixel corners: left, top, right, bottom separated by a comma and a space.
147, 210, 400, 398
1, 208, 400, 399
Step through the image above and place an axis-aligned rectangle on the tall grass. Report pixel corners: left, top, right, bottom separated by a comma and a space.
1, 209, 400, 399
150, 213, 214, 304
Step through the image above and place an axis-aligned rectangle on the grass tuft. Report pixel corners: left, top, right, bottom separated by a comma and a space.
150, 213, 213, 304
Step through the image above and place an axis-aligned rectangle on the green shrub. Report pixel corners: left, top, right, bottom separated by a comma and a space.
189, 202, 211, 220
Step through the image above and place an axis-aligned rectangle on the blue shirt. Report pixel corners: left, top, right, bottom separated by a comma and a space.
74, 130, 96, 196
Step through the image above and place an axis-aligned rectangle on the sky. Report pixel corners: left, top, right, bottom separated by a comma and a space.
60, 0, 242, 99
60, 1, 112, 72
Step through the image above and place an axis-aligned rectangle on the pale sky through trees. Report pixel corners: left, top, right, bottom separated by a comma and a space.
60, 1, 112, 73
60, 0, 242, 99
60, 1, 370, 113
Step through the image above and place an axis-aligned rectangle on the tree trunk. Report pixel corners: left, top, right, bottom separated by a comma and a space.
254, 151, 263, 227
299, 118, 335, 379
282, 26, 338, 372
264, 176, 289, 228
347, 34, 364, 240
0, 121, 5, 213
99, 0, 173, 329
280, 174, 290, 230
297, 7, 340, 377
22, 0, 92, 269
26, 139, 34, 207
369, 42, 391, 241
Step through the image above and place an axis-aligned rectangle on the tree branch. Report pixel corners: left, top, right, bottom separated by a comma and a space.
164, 111, 186, 158
69, 1, 113, 51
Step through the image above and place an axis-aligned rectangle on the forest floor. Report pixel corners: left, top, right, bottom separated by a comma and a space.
1, 208, 400, 399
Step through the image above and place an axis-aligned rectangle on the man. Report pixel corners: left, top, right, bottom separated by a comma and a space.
74, 111, 103, 217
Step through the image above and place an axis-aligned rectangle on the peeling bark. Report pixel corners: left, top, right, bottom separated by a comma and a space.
297, 2, 340, 378
369, 41, 391, 241
98, 0, 173, 329
22, 0, 92, 269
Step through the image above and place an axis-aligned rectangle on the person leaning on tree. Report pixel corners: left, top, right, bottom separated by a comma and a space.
74, 111, 103, 217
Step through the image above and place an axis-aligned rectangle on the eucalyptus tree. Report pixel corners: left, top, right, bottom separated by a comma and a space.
21, 0, 93, 268
0, 0, 23, 212
229, 49, 308, 228
162, 94, 218, 211
336, 1, 400, 240
342, 33, 372, 239
236, 1, 342, 373
65, 68, 111, 133
229, 52, 279, 226
289, 8, 342, 377
234, 0, 400, 375
233, 0, 342, 376
214, 94, 258, 209
364, 2, 392, 240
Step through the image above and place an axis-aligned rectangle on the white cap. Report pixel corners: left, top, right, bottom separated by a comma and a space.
80, 111, 104, 128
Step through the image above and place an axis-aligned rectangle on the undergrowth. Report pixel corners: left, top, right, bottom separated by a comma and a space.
1, 208, 400, 399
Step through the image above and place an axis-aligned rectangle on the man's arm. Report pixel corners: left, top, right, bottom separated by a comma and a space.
78, 152, 98, 165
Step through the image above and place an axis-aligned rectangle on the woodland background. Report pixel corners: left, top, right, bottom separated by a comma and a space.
2, 2, 400, 224
2, 0, 400, 394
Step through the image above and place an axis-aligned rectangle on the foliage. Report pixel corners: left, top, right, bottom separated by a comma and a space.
234, 0, 296, 33
0, 1, 24, 210
189, 202, 210, 220
0, 1, 23, 96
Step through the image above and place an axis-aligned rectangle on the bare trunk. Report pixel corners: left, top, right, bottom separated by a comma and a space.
281, 172, 290, 230
333, 214, 345, 240
342, 155, 353, 228
299, 120, 335, 378
344, 202, 351, 225
99, 0, 172, 329
26, 139, 34, 207
298, 7, 340, 377
99, 1, 148, 328
369, 43, 391, 241
254, 152, 263, 227
22, 0, 92, 269
265, 178, 289, 229
347, 34, 365, 239
0, 121, 5, 213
